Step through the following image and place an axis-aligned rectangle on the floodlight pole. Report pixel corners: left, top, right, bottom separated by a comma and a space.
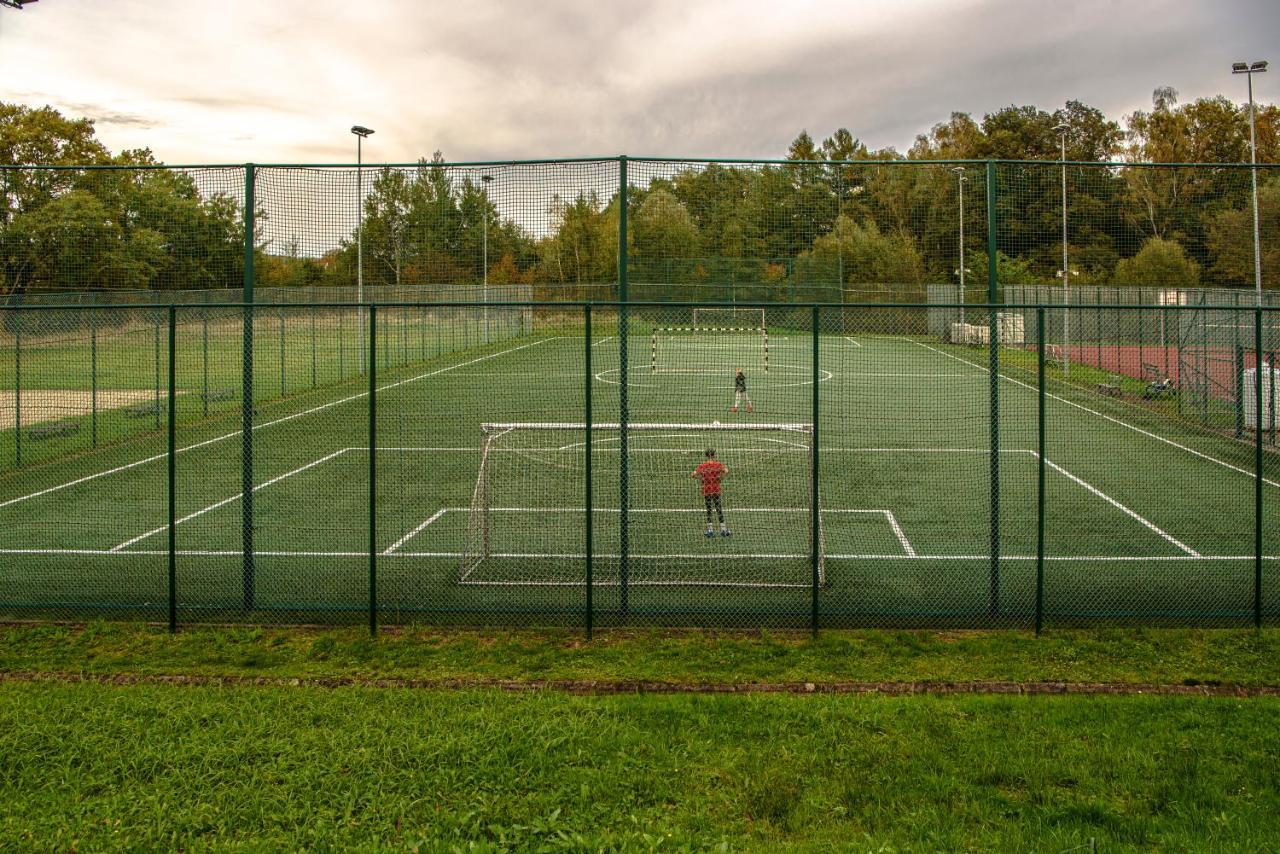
953, 167, 966, 326
352, 125, 374, 373
482, 174, 493, 344
1055, 123, 1071, 377
1234, 61, 1268, 305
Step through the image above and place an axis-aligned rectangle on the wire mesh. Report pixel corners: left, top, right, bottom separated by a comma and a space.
0, 157, 1276, 630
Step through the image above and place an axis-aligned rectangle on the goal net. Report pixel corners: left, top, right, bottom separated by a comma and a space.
691, 307, 766, 329
651, 309, 769, 374
461, 421, 822, 588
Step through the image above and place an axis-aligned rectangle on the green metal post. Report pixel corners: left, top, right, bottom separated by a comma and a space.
1036, 307, 1046, 635
153, 316, 161, 431
1256, 308, 1264, 629
311, 294, 317, 390
90, 308, 98, 447
279, 305, 286, 398
241, 163, 256, 611
986, 160, 1001, 617
584, 304, 594, 640
1236, 345, 1245, 439
13, 317, 20, 468
369, 304, 378, 637
168, 305, 177, 633
201, 311, 209, 418
811, 304, 821, 637
339, 307, 346, 380
618, 155, 630, 618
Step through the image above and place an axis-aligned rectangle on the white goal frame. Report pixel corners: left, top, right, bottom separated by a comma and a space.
650, 325, 770, 373
463, 421, 822, 586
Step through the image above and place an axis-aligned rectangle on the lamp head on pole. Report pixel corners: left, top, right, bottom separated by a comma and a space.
351, 125, 374, 138
481, 174, 493, 184
951, 166, 966, 182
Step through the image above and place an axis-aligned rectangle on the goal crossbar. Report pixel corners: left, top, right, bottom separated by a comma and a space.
651, 323, 770, 373
481, 422, 811, 433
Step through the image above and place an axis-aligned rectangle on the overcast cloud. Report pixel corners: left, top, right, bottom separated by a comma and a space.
0, 0, 1275, 164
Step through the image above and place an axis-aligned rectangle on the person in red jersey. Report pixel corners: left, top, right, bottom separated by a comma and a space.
692, 448, 730, 538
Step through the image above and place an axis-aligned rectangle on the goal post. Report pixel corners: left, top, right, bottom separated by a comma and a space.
461, 421, 822, 588
651, 321, 769, 374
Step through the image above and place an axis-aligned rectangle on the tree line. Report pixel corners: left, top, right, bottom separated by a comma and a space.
2, 89, 1277, 303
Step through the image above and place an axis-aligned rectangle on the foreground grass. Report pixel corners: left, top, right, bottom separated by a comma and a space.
1, 681, 1277, 850
2, 623, 1279, 687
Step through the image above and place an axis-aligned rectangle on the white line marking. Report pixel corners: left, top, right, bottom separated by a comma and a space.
883, 510, 916, 557
913, 340, 1280, 489
382, 508, 447, 556
109, 449, 350, 552
0, 548, 1273, 561
0, 337, 557, 511
591, 336, 614, 347
844, 337, 863, 348
1041, 458, 1200, 556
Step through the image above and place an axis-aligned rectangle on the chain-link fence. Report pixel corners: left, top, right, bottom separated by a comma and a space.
1, 156, 1278, 630
1, 299, 1277, 632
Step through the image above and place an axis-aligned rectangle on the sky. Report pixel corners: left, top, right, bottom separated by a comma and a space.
0, 0, 1276, 166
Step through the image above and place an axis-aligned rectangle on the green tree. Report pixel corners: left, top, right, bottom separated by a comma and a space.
1113, 236, 1201, 288
1208, 176, 1280, 289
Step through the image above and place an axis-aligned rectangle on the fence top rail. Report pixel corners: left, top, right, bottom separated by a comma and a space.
7, 299, 1280, 313
4, 158, 1280, 171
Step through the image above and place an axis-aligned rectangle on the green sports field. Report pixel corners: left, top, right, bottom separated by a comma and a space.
2, 304, 1278, 628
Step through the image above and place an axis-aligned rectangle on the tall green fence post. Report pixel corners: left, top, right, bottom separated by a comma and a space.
168, 305, 178, 633
1256, 308, 1264, 629
1036, 307, 1046, 635
241, 163, 256, 611
90, 307, 98, 448
201, 310, 209, 418
13, 315, 20, 468
279, 304, 286, 398
310, 291, 317, 390
584, 304, 594, 640
986, 160, 1001, 618
617, 155, 630, 619
369, 303, 378, 637
153, 314, 161, 431
1236, 345, 1246, 439
811, 304, 821, 637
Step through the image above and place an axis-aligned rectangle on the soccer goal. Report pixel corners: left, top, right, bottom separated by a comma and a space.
461, 421, 822, 588
651, 308, 769, 374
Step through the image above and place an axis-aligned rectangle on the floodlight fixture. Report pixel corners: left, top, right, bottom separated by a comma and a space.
351, 125, 374, 137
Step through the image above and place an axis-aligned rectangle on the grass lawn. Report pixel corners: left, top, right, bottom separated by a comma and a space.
1, 624, 1279, 849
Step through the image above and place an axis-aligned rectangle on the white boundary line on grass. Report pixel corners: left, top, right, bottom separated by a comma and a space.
0, 548, 1274, 561
101, 443, 1172, 557
0, 336, 558, 512
109, 449, 350, 552
380, 508, 448, 556
382, 506, 918, 558
914, 340, 1280, 489
1041, 458, 1199, 556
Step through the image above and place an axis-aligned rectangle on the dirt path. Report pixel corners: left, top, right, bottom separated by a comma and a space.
0, 389, 168, 429
0, 670, 1274, 697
